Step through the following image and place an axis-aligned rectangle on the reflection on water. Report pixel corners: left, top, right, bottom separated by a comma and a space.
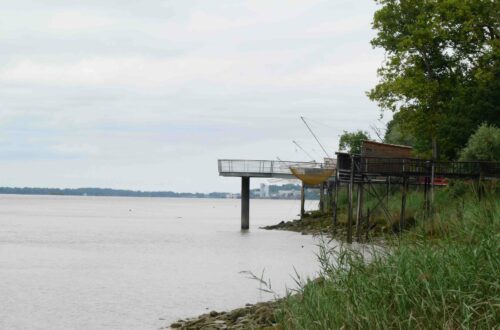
0, 195, 322, 330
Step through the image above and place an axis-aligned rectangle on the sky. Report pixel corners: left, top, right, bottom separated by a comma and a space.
0, 0, 389, 193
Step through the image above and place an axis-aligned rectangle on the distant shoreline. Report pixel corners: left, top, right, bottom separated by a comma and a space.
0, 187, 227, 198
0, 187, 315, 200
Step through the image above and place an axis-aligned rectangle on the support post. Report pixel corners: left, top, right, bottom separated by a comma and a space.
355, 183, 364, 241
319, 182, 325, 213
477, 165, 484, 201
241, 177, 250, 230
386, 176, 390, 205
300, 183, 305, 218
326, 182, 333, 213
430, 161, 435, 204
423, 176, 429, 219
333, 180, 339, 226
347, 155, 355, 243
399, 176, 408, 233
365, 208, 370, 241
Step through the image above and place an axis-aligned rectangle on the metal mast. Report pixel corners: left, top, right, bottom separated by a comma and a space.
300, 116, 331, 158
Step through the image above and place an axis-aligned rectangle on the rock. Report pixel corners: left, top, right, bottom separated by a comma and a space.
209, 310, 219, 317
254, 306, 275, 324
170, 322, 182, 328
228, 308, 247, 322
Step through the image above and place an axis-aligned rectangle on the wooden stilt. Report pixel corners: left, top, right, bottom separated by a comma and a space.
423, 177, 429, 219
399, 176, 408, 233
319, 182, 325, 213
386, 176, 390, 205
300, 183, 305, 218
365, 208, 370, 241
333, 180, 339, 226
430, 161, 435, 204
355, 183, 363, 241
326, 182, 333, 213
347, 155, 355, 243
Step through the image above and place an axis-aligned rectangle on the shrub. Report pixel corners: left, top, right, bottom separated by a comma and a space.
459, 123, 500, 162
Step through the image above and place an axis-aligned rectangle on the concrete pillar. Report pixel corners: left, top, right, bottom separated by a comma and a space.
241, 177, 250, 230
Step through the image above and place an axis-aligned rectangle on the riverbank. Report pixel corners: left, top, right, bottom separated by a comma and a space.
170, 187, 499, 329
168, 301, 281, 329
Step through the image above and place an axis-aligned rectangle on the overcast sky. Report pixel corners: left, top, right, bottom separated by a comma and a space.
0, 0, 389, 193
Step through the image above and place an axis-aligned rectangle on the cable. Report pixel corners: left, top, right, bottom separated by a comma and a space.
301, 116, 331, 158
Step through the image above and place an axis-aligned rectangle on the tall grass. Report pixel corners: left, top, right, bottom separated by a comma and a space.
277, 190, 500, 329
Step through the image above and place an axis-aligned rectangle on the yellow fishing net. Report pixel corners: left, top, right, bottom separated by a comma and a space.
290, 167, 335, 185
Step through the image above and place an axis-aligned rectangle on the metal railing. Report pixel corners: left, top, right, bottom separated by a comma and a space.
336, 153, 500, 178
218, 159, 335, 176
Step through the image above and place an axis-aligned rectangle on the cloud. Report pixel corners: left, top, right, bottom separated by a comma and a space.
305, 15, 371, 36
49, 143, 100, 157
48, 11, 115, 30
0, 50, 379, 90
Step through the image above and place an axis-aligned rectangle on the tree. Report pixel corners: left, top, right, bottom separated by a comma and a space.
459, 123, 500, 162
369, 0, 499, 160
339, 130, 370, 154
384, 112, 416, 147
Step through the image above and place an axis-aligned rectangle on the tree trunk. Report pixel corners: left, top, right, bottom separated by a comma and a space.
432, 136, 439, 160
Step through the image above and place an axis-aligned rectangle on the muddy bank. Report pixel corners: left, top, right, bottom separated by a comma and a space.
262, 210, 389, 242
168, 300, 282, 330
261, 211, 350, 240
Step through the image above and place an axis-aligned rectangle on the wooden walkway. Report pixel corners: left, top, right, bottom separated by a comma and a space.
336, 153, 500, 183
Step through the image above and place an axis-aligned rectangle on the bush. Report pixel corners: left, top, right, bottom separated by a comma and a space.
459, 123, 500, 162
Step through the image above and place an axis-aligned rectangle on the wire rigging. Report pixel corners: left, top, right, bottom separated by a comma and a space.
292, 140, 316, 162
300, 116, 331, 158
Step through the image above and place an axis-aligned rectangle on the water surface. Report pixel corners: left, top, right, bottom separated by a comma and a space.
0, 195, 322, 330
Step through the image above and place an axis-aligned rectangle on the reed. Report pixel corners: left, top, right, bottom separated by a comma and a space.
277, 188, 500, 329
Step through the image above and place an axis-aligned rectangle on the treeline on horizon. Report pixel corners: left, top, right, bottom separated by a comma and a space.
0, 183, 310, 199
0, 187, 228, 198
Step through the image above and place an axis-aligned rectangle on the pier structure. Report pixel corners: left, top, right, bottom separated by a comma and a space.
335, 148, 500, 243
218, 159, 330, 229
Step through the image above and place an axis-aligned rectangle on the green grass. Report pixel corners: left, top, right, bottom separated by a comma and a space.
276, 187, 500, 329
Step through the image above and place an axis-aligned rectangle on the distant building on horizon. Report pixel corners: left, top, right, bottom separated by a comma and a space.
259, 183, 270, 198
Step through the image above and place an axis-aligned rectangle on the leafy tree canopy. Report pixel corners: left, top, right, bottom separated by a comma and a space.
369, 0, 499, 159
339, 130, 371, 154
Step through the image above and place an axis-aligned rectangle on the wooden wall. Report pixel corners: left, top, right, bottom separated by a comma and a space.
361, 140, 413, 158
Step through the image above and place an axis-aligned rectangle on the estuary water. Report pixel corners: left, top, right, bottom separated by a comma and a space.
0, 195, 322, 330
